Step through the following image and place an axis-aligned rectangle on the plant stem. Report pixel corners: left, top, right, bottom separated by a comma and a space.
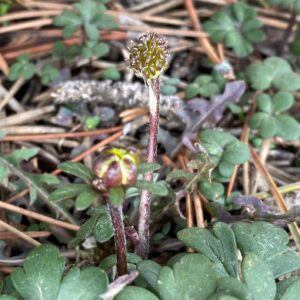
109, 204, 128, 276
136, 78, 160, 259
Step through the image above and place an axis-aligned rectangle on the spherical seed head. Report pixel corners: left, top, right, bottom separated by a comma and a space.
93, 147, 139, 189
129, 32, 169, 83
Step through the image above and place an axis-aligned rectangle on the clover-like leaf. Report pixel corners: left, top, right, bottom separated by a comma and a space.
233, 222, 300, 278
57, 267, 108, 300
158, 254, 217, 300
203, 2, 264, 57
8, 54, 35, 81
11, 245, 65, 300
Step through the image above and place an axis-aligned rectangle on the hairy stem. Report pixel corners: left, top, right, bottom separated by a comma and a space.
136, 78, 160, 258
109, 204, 128, 276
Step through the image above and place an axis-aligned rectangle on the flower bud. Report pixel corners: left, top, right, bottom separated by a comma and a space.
93, 148, 139, 189
129, 32, 169, 83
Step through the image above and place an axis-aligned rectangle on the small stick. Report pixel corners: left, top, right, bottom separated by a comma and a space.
184, 0, 221, 64
0, 230, 51, 240
250, 147, 300, 251
0, 77, 25, 111
120, 24, 208, 38
0, 220, 41, 247
2, 126, 122, 141
0, 201, 79, 232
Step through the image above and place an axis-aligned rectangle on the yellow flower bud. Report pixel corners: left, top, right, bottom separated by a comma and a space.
93, 148, 139, 189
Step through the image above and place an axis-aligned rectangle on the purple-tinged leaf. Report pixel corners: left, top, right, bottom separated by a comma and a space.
233, 195, 276, 216
172, 80, 246, 157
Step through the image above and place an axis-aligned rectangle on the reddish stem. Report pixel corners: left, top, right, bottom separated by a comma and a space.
136, 79, 160, 258
109, 204, 128, 276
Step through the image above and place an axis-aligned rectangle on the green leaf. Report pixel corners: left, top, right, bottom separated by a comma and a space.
166, 169, 194, 182
200, 129, 237, 147
11, 245, 65, 300
53, 10, 82, 27
258, 117, 277, 139
161, 84, 177, 95
116, 286, 159, 300
272, 92, 294, 113
138, 163, 161, 174
256, 93, 272, 113
163, 78, 180, 86
57, 267, 108, 300
135, 180, 169, 196
194, 75, 212, 86
212, 223, 238, 278
276, 278, 300, 300
58, 162, 94, 181
218, 161, 235, 178
99, 253, 141, 270
203, 3, 263, 57
75, 188, 99, 211
85, 115, 101, 130
6, 147, 39, 166
199, 83, 220, 97
246, 63, 273, 90
49, 184, 90, 202
94, 42, 109, 58
84, 23, 99, 41
137, 260, 162, 291
215, 277, 252, 300
280, 280, 300, 300
100, 67, 121, 80
275, 115, 300, 141
0, 296, 18, 300
158, 254, 217, 300
233, 222, 300, 278
108, 187, 124, 206
242, 253, 276, 300
273, 72, 300, 92
199, 181, 225, 201
70, 206, 113, 246
222, 141, 250, 165
38, 174, 60, 185
185, 83, 199, 99
177, 223, 238, 277
264, 56, 292, 80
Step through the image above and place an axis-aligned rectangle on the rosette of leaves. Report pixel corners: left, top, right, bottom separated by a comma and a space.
266, 0, 300, 14
185, 74, 222, 99
53, 0, 117, 59
40, 64, 60, 86
8, 53, 35, 81
250, 92, 300, 141
246, 56, 300, 91
203, 2, 264, 57
0, 245, 109, 300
